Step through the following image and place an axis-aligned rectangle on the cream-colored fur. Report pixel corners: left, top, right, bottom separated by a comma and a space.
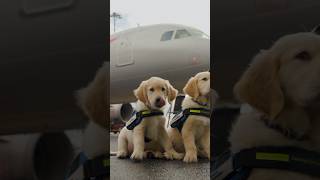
230, 32, 320, 180
70, 62, 108, 180
167, 71, 212, 163
76, 62, 108, 156
77, 62, 108, 128
117, 77, 184, 161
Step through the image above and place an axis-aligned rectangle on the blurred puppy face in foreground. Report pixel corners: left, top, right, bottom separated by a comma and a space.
278, 33, 320, 107
228, 29, 320, 180
234, 32, 320, 120
134, 77, 178, 110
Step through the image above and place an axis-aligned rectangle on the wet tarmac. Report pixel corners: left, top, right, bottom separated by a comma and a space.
110, 133, 210, 180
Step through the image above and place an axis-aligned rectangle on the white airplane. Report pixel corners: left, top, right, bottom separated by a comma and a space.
110, 24, 210, 121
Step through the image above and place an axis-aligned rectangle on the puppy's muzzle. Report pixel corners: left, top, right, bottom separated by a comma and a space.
155, 97, 165, 108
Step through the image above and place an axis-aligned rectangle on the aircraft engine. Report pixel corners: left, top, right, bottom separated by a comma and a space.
110, 103, 134, 122
0, 132, 74, 180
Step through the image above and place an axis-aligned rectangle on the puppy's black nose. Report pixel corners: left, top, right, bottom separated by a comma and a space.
155, 97, 165, 108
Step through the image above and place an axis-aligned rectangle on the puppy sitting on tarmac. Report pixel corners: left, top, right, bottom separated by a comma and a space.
117, 77, 184, 161
167, 71, 211, 163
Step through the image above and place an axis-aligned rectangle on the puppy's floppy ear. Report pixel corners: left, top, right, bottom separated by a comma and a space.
134, 81, 148, 104
234, 50, 284, 120
166, 80, 178, 102
76, 62, 108, 128
183, 77, 199, 98
312, 24, 320, 35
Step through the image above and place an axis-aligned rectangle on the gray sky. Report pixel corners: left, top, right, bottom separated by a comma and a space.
110, 0, 210, 35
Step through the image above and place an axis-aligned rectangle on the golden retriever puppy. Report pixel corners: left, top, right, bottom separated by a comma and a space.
117, 77, 184, 161
67, 62, 108, 179
229, 31, 320, 180
167, 71, 211, 163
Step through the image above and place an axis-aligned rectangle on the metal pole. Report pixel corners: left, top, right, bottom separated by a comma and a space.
113, 16, 116, 33
110, 12, 122, 33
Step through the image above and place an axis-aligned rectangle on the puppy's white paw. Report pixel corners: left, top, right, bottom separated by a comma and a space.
164, 151, 174, 160
153, 151, 164, 159
117, 151, 128, 159
183, 151, 198, 163
173, 151, 184, 160
164, 150, 184, 160
130, 150, 144, 161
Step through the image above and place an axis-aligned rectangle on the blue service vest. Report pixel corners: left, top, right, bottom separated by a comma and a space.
170, 108, 210, 132
126, 110, 164, 130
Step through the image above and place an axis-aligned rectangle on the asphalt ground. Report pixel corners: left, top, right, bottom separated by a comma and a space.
110, 133, 210, 180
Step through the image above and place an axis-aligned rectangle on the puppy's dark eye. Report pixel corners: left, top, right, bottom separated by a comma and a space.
162, 87, 166, 91
295, 51, 312, 61
150, 88, 154, 92
202, 77, 208, 81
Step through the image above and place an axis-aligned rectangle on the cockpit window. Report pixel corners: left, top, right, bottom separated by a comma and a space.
174, 29, 191, 39
160, 31, 174, 41
190, 29, 209, 39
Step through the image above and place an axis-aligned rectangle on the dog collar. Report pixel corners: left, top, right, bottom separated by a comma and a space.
260, 116, 309, 141
225, 146, 320, 180
170, 108, 210, 132
192, 96, 209, 107
65, 152, 109, 180
126, 110, 164, 130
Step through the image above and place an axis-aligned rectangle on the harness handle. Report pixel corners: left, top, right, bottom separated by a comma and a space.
229, 146, 320, 179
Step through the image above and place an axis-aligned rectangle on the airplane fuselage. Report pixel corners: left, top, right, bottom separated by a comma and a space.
110, 24, 210, 104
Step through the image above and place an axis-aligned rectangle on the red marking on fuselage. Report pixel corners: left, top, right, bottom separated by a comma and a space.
110, 36, 117, 43
191, 56, 200, 65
